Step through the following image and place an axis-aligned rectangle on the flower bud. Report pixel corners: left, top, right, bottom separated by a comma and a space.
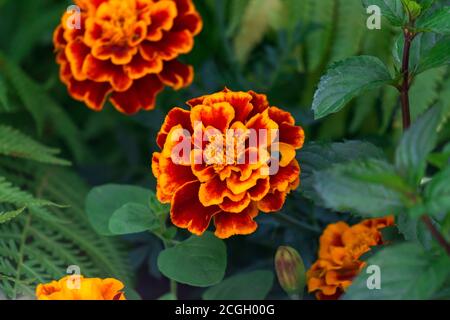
275, 246, 306, 299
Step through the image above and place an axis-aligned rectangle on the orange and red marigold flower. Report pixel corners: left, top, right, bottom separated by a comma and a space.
36, 276, 126, 300
53, 0, 202, 114
307, 216, 394, 300
152, 88, 305, 239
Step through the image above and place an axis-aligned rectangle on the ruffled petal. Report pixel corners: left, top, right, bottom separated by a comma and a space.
214, 203, 259, 239
279, 123, 305, 149
171, 181, 221, 236
219, 194, 251, 213
157, 107, 193, 148
158, 60, 193, 90
145, 0, 178, 41
191, 102, 235, 133
110, 74, 164, 114
67, 78, 112, 111
257, 190, 286, 213
124, 52, 163, 79
82, 54, 132, 91
65, 38, 90, 81
269, 159, 300, 193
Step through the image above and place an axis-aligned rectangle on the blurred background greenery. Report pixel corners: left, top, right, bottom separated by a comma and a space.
0, 0, 448, 299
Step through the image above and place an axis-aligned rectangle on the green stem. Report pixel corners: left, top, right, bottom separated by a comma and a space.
156, 214, 178, 299
162, 238, 178, 299
400, 28, 413, 129
399, 24, 450, 256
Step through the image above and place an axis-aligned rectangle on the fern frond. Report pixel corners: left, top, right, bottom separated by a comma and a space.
0, 162, 131, 299
0, 53, 85, 162
0, 176, 59, 208
0, 206, 25, 224
0, 125, 70, 165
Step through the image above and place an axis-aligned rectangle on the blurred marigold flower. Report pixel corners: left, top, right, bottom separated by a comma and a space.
152, 88, 305, 239
307, 216, 394, 300
53, 0, 202, 114
36, 275, 126, 300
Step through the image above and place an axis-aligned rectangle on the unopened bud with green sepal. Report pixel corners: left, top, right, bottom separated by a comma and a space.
274, 246, 306, 299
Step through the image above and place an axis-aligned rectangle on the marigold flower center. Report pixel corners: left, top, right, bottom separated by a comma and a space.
96, 0, 142, 45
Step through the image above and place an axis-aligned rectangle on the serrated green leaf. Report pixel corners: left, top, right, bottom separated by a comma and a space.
393, 32, 442, 72
396, 213, 433, 248
314, 159, 406, 217
417, 7, 450, 35
203, 270, 274, 300
416, 37, 450, 74
409, 66, 446, 120
395, 105, 442, 185
362, 0, 407, 26
312, 56, 392, 119
299, 141, 386, 204
157, 232, 226, 287
424, 165, 450, 216
344, 242, 450, 299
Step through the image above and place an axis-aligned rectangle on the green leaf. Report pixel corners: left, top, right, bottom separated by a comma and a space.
312, 56, 392, 119
0, 125, 71, 166
362, 0, 406, 26
85, 184, 151, 236
424, 165, 450, 216
158, 293, 176, 300
395, 105, 442, 185
157, 232, 227, 287
393, 32, 443, 73
401, 0, 422, 20
416, 37, 450, 74
0, 206, 25, 224
409, 66, 447, 120
396, 213, 433, 248
203, 270, 273, 300
233, 0, 283, 64
109, 203, 160, 235
417, 7, 450, 35
299, 141, 386, 204
314, 159, 407, 217
344, 242, 450, 299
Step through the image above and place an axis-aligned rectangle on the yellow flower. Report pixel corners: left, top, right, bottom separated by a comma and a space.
36, 276, 126, 300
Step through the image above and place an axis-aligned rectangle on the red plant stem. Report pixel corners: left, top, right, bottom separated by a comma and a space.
421, 216, 450, 255
400, 29, 412, 129
399, 27, 450, 256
